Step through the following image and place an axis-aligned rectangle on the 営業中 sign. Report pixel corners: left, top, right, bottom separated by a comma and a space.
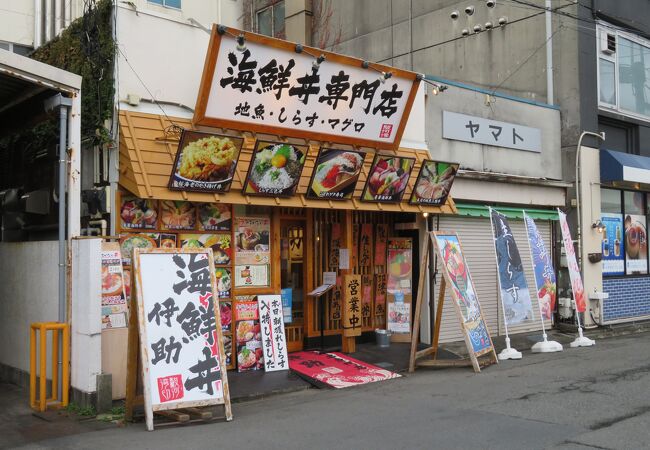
257, 295, 289, 372
132, 248, 231, 430
194, 26, 420, 150
342, 274, 362, 337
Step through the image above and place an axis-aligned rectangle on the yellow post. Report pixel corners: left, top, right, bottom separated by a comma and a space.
29, 325, 36, 409
50, 328, 58, 402
39, 324, 47, 412
62, 323, 69, 407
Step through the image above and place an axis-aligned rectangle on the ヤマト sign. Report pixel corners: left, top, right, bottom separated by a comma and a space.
194, 26, 420, 150
442, 111, 542, 152
132, 248, 231, 430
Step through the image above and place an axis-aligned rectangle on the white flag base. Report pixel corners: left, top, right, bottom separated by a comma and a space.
531, 338, 563, 353
498, 338, 522, 360
570, 328, 595, 348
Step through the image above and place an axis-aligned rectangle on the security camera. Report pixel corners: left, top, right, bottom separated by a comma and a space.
461, 28, 470, 36
486, 0, 496, 8
498, 16, 508, 25
450, 10, 459, 19
465, 5, 475, 16
485, 21, 493, 29
473, 24, 482, 32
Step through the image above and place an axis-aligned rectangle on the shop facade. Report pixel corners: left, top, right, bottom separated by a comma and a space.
108, 27, 457, 376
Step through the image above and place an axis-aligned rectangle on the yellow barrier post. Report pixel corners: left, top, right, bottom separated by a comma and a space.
30, 322, 70, 412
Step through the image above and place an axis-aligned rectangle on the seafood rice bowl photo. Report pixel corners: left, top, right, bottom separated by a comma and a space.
245, 143, 306, 195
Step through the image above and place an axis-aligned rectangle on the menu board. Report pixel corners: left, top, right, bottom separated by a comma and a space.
179, 233, 232, 265
387, 302, 410, 334
160, 200, 197, 231
306, 148, 366, 200
101, 242, 128, 329
132, 249, 230, 424
625, 213, 648, 275
410, 160, 458, 206
361, 154, 415, 203
234, 300, 263, 372
168, 130, 244, 193
387, 238, 412, 294
215, 267, 232, 298
119, 196, 157, 230
234, 216, 271, 265
234, 264, 270, 287
198, 203, 232, 231
243, 140, 308, 197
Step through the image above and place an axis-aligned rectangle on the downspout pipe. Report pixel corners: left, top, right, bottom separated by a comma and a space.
575, 130, 605, 277
45, 93, 72, 400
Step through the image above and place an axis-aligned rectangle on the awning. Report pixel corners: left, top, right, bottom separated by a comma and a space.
118, 110, 457, 214
455, 203, 559, 220
601, 149, 650, 185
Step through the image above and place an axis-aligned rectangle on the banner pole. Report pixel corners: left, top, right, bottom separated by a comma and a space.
523, 212, 562, 353
489, 207, 522, 360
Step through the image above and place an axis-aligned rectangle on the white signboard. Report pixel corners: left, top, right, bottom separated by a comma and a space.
442, 111, 542, 152
195, 28, 419, 149
257, 295, 289, 372
134, 249, 230, 421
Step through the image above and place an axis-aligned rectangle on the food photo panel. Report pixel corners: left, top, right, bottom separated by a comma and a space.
160, 200, 197, 231
410, 160, 459, 206
361, 154, 415, 203
307, 148, 366, 200
119, 196, 157, 230
168, 130, 244, 193
243, 140, 308, 197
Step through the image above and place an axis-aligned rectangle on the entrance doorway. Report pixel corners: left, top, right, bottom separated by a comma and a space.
280, 218, 306, 351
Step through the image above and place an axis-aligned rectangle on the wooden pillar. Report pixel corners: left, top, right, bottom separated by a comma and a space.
341, 210, 355, 353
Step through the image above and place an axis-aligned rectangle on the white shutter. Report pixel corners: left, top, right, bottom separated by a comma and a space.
435, 216, 552, 344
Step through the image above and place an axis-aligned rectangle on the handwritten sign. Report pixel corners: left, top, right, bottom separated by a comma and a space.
257, 295, 289, 372
133, 248, 230, 416
195, 26, 420, 149
342, 274, 362, 337
374, 273, 387, 316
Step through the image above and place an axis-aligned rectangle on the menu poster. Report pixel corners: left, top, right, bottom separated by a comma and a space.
257, 295, 289, 372
101, 242, 128, 329
387, 302, 410, 334
119, 196, 157, 230
361, 155, 415, 203
168, 130, 244, 193
235, 216, 271, 265
601, 213, 624, 276
243, 141, 308, 197
234, 300, 263, 372
234, 264, 270, 287
307, 148, 366, 200
409, 160, 458, 206
387, 238, 412, 294
160, 200, 197, 231
624, 213, 648, 275
198, 203, 232, 232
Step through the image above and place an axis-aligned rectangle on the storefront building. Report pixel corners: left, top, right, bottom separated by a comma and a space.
110, 27, 456, 375
422, 77, 568, 343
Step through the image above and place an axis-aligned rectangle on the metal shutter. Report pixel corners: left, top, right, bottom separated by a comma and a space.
435, 216, 552, 344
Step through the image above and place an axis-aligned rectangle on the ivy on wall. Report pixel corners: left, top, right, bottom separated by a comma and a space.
31, 0, 116, 146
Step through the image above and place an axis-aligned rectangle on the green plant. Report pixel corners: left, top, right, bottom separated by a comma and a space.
66, 402, 97, 417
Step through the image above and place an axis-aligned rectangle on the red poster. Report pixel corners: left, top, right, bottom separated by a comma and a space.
359, 224, 373, 267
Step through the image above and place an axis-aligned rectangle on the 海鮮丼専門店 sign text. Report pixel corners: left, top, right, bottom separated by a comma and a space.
194, 27, 420, 149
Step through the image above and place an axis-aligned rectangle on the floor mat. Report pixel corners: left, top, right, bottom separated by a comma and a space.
288, 351, 401, 389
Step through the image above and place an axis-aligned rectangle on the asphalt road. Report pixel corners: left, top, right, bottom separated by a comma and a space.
14, 331, 650, 450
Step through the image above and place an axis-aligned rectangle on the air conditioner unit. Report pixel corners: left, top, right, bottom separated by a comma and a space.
600, 31, 616, 55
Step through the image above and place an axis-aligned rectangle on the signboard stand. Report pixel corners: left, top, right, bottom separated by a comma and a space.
125, 249, 233, 431
408, 234, 498, 373
307, 285, 335, 350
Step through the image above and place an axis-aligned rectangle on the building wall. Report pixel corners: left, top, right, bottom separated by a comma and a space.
602, 278, 650, 321
116, 0, 243, 115
0, 242, 59, 379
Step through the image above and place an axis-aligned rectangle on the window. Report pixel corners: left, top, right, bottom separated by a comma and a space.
601, 188, 649, 276
148, 0, 181, 9
597, 23, 650, 122
0, 41, 33, 56
256, 1, 285, 38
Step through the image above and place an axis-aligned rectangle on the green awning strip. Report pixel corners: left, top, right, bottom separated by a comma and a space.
454, 203, 559, 221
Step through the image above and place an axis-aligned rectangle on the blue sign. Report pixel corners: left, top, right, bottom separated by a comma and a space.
490, 209, 534, 325
601, 213, 624, 276
281, 288, 292, 323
